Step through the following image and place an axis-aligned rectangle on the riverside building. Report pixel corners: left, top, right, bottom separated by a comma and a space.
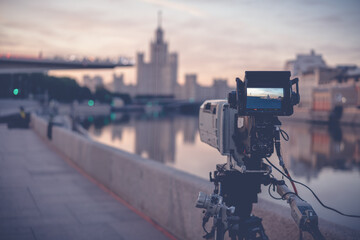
136, 16, 178, 97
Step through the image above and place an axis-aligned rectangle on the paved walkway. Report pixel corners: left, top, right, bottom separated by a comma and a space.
0, 125, 170, 240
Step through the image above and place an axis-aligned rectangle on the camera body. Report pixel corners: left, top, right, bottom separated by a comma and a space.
199, 100, 237, 156
199, 71, 299, 161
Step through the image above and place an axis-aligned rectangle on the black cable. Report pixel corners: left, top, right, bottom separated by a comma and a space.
266, 159, 304, 201
283, 166, 298, 195
268, 180, 300, 201
280, 128, 289, 141
202, 219, 209, 234
219, 163, 227, 171
265, 157, 360, 218
281, 191, 300, 200
203, 225, 209, 234
268, 184, 282, 200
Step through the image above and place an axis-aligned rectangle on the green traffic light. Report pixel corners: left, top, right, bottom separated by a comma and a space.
88, 100, 94, 107
13, 88, 19, 96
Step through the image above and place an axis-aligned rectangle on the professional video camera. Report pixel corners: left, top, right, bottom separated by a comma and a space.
199, 71, 299, 165
196, 71, 325, 240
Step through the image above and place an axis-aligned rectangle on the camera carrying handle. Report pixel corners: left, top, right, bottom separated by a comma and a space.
290, 78, 300, 106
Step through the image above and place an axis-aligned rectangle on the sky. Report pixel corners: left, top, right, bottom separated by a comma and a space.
1, 0, 360, 86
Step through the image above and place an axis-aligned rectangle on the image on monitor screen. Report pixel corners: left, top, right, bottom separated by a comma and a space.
246, 88, 283, 109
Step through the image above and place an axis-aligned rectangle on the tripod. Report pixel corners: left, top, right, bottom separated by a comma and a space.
197, 158, 325, 240
196, 113, 326, 240
209, 160, 270, 240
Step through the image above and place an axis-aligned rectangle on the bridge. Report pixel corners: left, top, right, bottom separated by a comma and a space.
0, 54, 134, 74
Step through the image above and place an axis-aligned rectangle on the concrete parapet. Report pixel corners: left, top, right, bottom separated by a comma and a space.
30, 113, 48, 138
0, 99, 40, 117
31, 114, 360, 240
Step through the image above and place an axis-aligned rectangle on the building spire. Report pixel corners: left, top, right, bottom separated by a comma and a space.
155, 11, 164, 43
158, 11, 162, 28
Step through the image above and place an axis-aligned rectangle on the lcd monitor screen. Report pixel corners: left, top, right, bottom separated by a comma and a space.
246, 88, 283, 110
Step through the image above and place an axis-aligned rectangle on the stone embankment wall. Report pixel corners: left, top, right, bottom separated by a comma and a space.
31, 114, 359, 240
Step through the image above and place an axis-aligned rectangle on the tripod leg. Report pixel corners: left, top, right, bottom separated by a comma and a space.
243, 216, 269, 240
214, 222, 226, 240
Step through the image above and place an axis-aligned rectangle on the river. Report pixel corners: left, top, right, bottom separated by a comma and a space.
80, 112, 360, 230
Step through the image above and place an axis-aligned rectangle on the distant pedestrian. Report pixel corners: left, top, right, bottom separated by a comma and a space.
7, 106, 30, 129
19, 106, 26, 119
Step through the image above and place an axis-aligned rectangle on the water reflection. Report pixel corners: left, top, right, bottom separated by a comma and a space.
80, 113, 360, 229
135, 117, 175, 163
81, 114, 360, 178
81, 113, 199, 164
280, 121, 360, 181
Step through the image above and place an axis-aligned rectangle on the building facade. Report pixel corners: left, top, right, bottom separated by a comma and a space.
297, 67, 339, 107
175, 73, 232, 102
83, 75, 104, 93
312, 67, 360, 110
284, 50, 335, 108
112, 73, 136, 95
136, 22, 178, 96
284, 50, 327, 77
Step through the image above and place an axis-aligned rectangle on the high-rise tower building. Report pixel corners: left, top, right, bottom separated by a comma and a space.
136, 13, 178, 96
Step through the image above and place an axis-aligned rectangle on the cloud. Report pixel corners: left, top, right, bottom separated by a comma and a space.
316, 15, 343, 23
141, 0, 206, 17
0, 1, 151, 57
1, 0, 359, 86
0, 38, 20, 47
